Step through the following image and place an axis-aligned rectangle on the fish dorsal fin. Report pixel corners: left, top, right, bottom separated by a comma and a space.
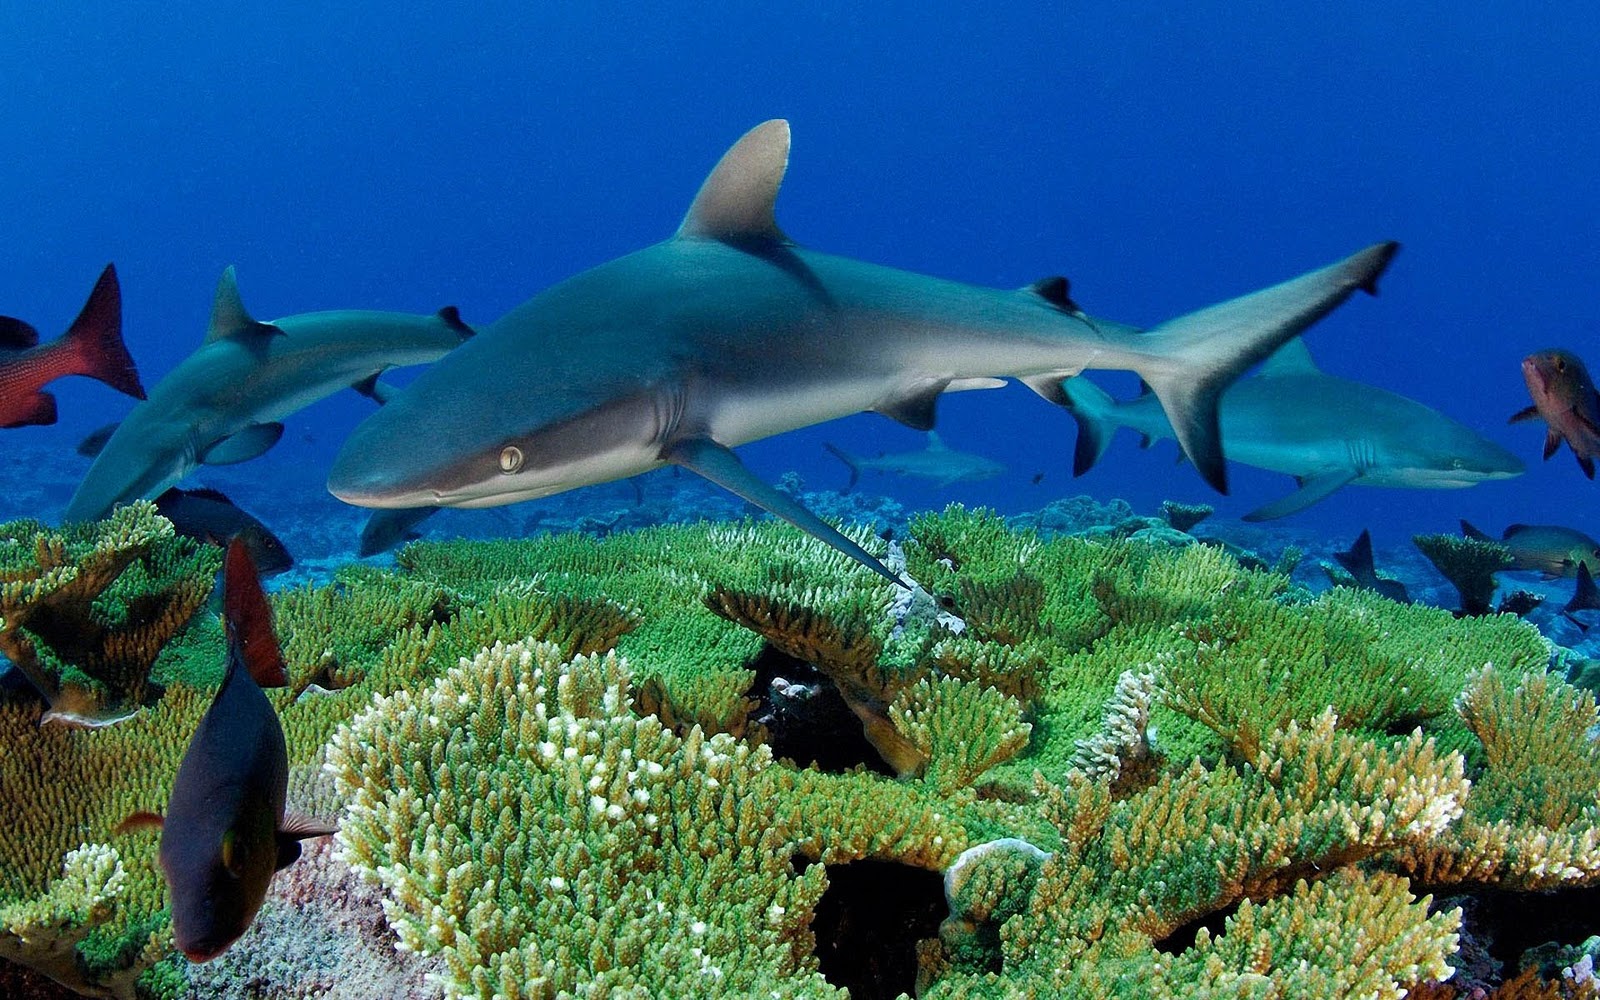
0, 317, 40, 349
1504, 523, 1529, 537
184, 486, 236, 505
1025, 275, 1080, 313
1257, 337, 1321, 376
206, 267, 285, 344
224, 538, 287, 688
677, 120, 791, 244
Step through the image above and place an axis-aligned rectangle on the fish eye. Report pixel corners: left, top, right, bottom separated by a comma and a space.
499, 446, 524, 474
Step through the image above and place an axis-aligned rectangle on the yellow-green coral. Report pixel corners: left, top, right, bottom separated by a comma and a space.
0, 505, 219, 725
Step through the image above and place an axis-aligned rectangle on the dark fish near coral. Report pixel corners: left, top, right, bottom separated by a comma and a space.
1511, 349, 1600, 478
1460, 519, 1600, 580
1332, 529, 1410, 603
119, 540, 332, 963
0, 265, 144, 428
1562, 562, 1600, 631
327, 119, 1398, 587
358, 505, 439, 556
154, 487, 294, 577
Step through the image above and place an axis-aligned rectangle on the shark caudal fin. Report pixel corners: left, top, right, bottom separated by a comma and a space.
1128, 242, 1398, 493
1058, 378, 1122, 476
62, 264, 146, 400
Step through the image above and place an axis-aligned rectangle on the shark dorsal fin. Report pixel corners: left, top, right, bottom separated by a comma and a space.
677, 120, 791, 244
206, 267, 284, 344
1257, 338, 1321, 376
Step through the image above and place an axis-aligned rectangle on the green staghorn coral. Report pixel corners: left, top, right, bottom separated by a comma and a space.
0, 505, 219, 725
5, 505, 1600, 998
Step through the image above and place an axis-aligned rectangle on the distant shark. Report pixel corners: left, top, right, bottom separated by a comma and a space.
1064, 337, 1524, 520
65, 268, 472, 523
328, 119, 1397, 584
824, 432, 1004, 489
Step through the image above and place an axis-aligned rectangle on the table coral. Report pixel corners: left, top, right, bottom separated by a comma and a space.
0, 504, 218, 725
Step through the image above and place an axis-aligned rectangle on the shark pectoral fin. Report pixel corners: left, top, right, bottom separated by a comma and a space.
676, 120, 792, 244
352, 372, 399, 405
201, 423, 285, 465
873, 380, 948, 431
1508, 404, 1540, 424
1242, 469, 1358, 522
205, 267, 285, 344
664, 436, 906, 588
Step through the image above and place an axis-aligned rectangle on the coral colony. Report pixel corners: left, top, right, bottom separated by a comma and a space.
1, 506, 1598, 998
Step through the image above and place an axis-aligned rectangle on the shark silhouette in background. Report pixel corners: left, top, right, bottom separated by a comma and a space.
327, 119, 1397, 584
1064, 338, 1523, 521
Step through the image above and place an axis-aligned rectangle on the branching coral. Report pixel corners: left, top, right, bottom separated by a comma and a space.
329, 639, 847, 999
0, 505, 219, 725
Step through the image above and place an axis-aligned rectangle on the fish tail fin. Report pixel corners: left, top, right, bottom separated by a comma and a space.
1563, 562, 1600, 630
61, 264, 145, 400
1058, 377, 1121, 476
823, 443, 861, 490
1459, 519, 1491, 542
223, 538, 288, 688
1333, 529, 1376, 580
1123, 241, 1398, 493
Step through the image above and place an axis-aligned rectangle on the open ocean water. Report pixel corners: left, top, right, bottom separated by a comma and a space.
1, 2, 1596, 610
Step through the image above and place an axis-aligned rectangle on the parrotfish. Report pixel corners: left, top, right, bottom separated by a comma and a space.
1511, 348, 1600, 478
328, 119, 1398, 585
0, 265, 144, 428
1460, 519, 1600, 580
120, 539, 332, 963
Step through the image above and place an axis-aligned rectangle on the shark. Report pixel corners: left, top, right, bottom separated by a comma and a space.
327, 119, 1397, 583
824, 432, 1005, 490
65, 268, 473, 523
1064, 337, 1525, 521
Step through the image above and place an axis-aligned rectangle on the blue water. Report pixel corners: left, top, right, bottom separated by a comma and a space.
2, 3, 1596, 571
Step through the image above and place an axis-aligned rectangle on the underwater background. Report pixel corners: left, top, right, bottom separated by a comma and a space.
3, 2, 1597, 552
4, 4, 1600, 999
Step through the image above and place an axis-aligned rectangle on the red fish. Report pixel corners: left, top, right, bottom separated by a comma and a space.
1512, 348, 1600, 478
0, 265, 145, 428
120, 539, 332, 962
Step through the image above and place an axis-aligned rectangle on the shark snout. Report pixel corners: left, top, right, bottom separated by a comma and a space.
327, 452, 438, 508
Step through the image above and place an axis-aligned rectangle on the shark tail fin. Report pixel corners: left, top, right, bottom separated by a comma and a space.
1127, 241, 1398, 494
63, 264, 145, 400
1058, 378, 1121, 476
823, 443, 861, 490
1563, 561, 1600, 631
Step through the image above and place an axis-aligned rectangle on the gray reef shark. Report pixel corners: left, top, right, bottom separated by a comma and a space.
65, 269, 472, 523
825, 432, 1005, 489
1065, 338, 1524, 520
327, 119, 1397, 583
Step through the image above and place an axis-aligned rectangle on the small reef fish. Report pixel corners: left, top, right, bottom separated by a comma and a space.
328, 119, 1397, 586
0, 265, 144, 428
65, 267, 473, 523
823, 432, 1004, 490
1332, 529, 1410, 603
1460, 519, 1600, 580
357, 505, 439, 557
1511, 348, 1600, 478
1064, 338, 1524, 520
119, 540, 333, 963
154, 487, 294, 577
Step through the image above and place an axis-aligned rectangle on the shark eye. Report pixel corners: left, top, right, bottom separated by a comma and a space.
499, 446, 524, 474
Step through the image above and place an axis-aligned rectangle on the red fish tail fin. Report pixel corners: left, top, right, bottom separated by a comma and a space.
62, 264, 145, 400
224, 538, 288, 688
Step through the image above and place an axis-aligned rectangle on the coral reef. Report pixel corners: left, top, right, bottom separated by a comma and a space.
4, 504, 1600, 998
0, 504, 219, 725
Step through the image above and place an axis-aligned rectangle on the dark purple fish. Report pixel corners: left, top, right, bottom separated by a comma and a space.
120, 540, 331, 962
154, 487, 294, 577
1513, 349, 1600, 478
